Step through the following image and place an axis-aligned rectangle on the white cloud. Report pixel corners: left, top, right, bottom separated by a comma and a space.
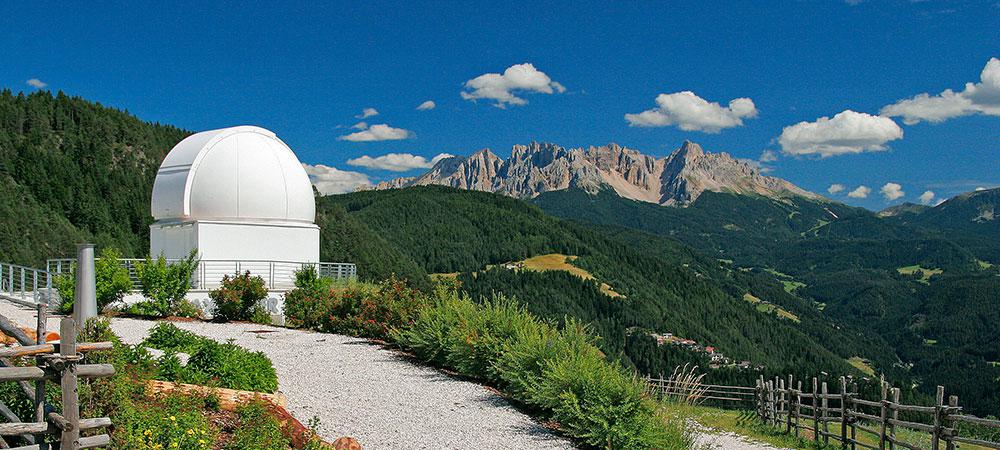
828, 184, 846, 194
880, 57, 1000, 124
625, 91, 758, 133
759, 150, 778, 162
461, 63, 565, 107
347, 152, 454, 172
778, 110, 903, 157
848, 185, 871, 199
356, 108, 379, 119
338, 124, 413, 142
416, 100, 436, 110
918, 190, 936, 205
302, 164, 371, 195
881, 182, 905, 201
351, 122, 368, 130
26, 78, 47, 89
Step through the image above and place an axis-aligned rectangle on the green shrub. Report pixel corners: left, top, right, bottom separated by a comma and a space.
143, 323, 279, 393
52, 247, 134, 314
210, 271, 268, 322
131, 250, 199, 317
225, 400, 291, 450
294, 265, 334, 294
395, 291, 686, 449
284, 277, 427, 340
144, 321, 202, 353
186, 340, 278, 392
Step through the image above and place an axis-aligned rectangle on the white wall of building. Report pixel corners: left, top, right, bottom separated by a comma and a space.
150, 220, 319, 262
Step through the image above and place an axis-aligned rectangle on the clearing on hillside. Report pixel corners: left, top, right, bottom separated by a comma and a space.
847, 356, 875, 376
897, 265, 943, 284
518, 253, 623, 298
742, 293, 800, 323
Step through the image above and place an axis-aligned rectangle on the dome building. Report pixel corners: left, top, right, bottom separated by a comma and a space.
150, 125, 319, 270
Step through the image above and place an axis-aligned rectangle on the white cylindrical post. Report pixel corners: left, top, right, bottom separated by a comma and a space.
74, 244, 98, 326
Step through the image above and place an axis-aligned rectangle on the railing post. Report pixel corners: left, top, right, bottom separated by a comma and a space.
60, 318, 80, 447
841, 376, 849, 450
20, 267, 26, 299
932, 386, 944, 450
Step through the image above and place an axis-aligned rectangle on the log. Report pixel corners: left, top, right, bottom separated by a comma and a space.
0, 315, 34, 346
0, 364, 114, 381
0, 423, 47, 436
0, 342, 113, 358
145, 380, 287, 410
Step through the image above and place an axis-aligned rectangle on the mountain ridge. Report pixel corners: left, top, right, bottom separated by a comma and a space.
373, 141, 820, 206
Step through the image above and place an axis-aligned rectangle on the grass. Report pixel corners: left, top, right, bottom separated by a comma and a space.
977, 259, 994, 270
923, 339, 938, 346
847, 357, 875, 376
763, 268, 808, 293
743, 293, 801, 323
518, 253, 623, 298
897, 265, 944, 284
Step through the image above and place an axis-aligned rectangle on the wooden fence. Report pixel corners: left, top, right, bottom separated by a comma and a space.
755, 374, 1000, 450
644, 375, 756, 406
0, 304, 115, 449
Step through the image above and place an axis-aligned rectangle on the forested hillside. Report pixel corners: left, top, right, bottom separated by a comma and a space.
533, 188, 1000, 415
0, 90, 189, 264
325, 187, 897, 387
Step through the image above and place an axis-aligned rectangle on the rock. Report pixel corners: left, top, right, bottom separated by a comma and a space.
332, 437, 362, 450
374, 140, 818, 206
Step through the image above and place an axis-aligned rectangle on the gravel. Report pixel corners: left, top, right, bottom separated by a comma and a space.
689, 421, 791, 450
0, 300, 573, 450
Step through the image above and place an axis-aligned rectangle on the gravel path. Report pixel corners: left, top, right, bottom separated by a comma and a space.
689, 421, 791, 450
0, 301, 573, 450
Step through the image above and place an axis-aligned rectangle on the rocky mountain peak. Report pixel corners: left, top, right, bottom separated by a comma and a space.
375, 141, 817, 206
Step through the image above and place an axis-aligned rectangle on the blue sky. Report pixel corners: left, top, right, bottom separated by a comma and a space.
2, 1, 998, 209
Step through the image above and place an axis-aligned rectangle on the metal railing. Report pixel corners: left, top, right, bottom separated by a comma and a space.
47, 258, 357, 292
0, 262, 53, 306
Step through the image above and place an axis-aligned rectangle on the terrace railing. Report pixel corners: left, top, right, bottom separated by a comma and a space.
47, 258, 357, 292
0, 262, 53, 306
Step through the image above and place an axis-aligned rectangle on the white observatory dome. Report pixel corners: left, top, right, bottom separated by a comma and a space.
151, 126, 316, 224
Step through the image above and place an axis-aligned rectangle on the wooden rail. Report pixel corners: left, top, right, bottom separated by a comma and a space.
0, 304, 114, 448
755, 374, 1000, 450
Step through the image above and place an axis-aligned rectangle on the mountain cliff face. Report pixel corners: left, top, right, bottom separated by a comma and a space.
374, 141, 818, 206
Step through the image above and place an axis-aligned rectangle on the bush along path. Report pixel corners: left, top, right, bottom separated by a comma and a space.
106, 316, 575, 449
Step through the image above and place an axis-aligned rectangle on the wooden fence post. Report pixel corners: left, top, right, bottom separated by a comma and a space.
33, 302, 46, 444
60, 317, 80, 447
931, 385, 944, 450
840, 377, 849, 450
879, 378, 888, 450
890, 387, 900, 450
767, 380, 775, 425
850, 381, 858, 450
821, 381, 830, 445
946, 395, 958, 450
813, 377, 820, 443
796, 380, 802, 437
785, 375, 793, 434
